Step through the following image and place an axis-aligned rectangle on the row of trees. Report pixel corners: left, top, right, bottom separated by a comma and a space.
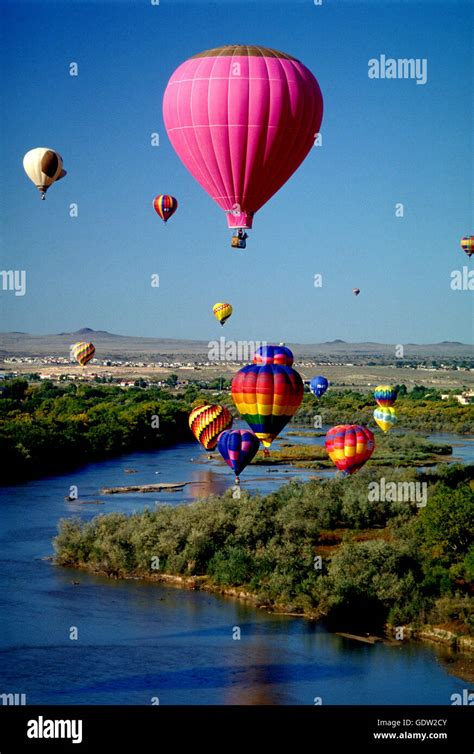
0, 379, 191, 482
54, 464, 473, 634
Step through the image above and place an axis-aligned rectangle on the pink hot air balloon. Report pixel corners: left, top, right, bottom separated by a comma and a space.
163, 45, 323, 231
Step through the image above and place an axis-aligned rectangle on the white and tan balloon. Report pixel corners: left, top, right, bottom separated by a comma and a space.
23, 147, 66, 199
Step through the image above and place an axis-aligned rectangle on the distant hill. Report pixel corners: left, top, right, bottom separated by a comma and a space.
0, 329, 472, 361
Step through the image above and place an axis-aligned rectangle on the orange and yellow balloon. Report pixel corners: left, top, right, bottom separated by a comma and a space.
212, 302, 233, 326
71, 342, 95, 366
325, 424, 375, 475
188, 404, 233, 450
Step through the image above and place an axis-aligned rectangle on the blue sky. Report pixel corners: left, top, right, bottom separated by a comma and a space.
1, 0, 472, 344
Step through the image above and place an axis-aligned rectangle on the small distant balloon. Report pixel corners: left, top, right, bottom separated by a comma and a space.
310, 376, 329, 398
23, 147, 66, 199
352, 288, 360, 296
213, 302, 233, 326
71, 342, 95, 366
153, 195, 178, 223
460, 236, 474, 258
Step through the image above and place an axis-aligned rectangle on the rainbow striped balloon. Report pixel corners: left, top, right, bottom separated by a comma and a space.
71, 341, 95, 366
373, 406, 397, 433
188, 404, 233, 450
325, 424, 375, 475
374, 385, 398, 408
232, 347, 303, 448
153, 195, 178, 223
217, 429, 260, 480
461, 236, 474, 258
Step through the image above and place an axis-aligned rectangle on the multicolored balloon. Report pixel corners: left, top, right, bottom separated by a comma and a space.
153, 195, 178, 223
253, 344, 294, 366
310, 375, 329, 398
374, 385, 397, 407
232, 345, 304, 448
373, 407, 397, 433
217, 429, 260, 481
163, 45, 323, 231
71, 342, 95, 366
352, 288, 360, 296
23, 147, 66, 199
325, 424, 375, 475
213, 302, 233, 326
188, 404, 233, 450
460, 236, 474, 258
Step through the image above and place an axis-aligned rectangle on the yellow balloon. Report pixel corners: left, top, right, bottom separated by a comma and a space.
373, 406, 397, 433
213, 302, 233, 326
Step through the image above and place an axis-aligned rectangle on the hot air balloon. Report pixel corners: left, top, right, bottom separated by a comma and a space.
71, 342, 95, 366
213, 302, 233, 326
189, 404, 233, 450
232, 345, 304, 449
153, 195, 178, 223
310, 375, 329, 398
460, 236, 474, 258
373, 406, 397, 433
217, 429, 260, 483
374, 385, 397, 407
23, 148, 66, 199
325, 424, 375, 475
352, 288, 360, 296
163, 45, 323, 237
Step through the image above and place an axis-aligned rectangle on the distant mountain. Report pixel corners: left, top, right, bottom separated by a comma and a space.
0, 329, 472, 361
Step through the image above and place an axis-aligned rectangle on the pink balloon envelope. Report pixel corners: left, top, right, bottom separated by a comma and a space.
162, 44, 323, 230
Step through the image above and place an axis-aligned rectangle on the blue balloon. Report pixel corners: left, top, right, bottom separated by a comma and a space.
310, 375, 329, 398
217, 429, 260, 480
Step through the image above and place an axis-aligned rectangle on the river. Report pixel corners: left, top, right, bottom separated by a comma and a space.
0, 428, 472, 705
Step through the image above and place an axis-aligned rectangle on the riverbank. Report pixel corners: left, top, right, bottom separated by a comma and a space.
54, 464, 474, 658
57, 561, 474, 668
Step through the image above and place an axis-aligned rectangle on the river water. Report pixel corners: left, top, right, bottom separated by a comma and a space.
0, 428, 472, 705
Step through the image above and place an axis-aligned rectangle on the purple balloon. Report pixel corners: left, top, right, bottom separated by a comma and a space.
217, 429, 260, 479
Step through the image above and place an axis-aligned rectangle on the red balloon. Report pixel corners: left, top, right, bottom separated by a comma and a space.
325, 424, 375, 474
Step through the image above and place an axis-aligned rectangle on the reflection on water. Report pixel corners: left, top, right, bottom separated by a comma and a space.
189, 468, 230, 500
